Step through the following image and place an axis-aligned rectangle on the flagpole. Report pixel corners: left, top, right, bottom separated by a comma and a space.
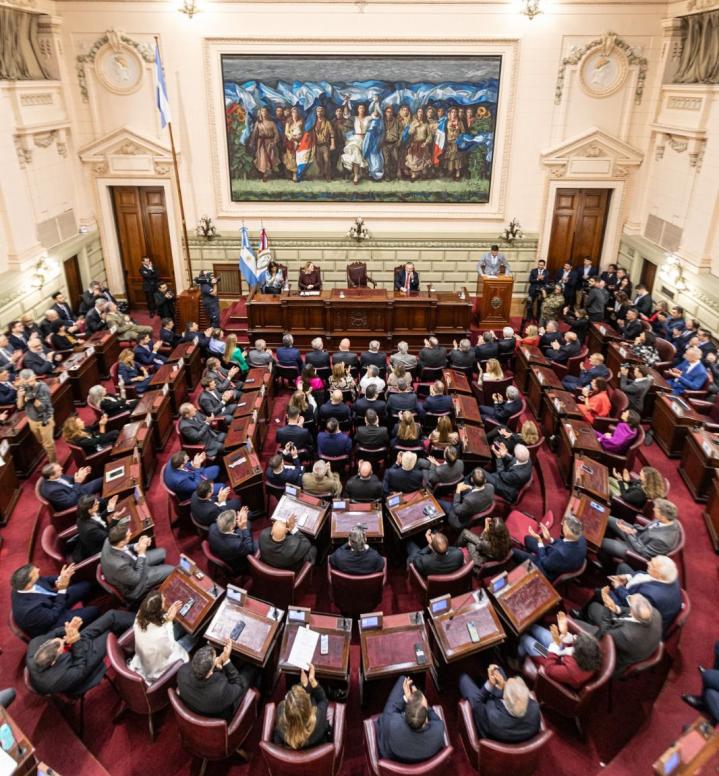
155, 36, 193, 289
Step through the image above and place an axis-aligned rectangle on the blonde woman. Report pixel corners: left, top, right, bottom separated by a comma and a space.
223, 333, 248, 373
427, 415, 459, 448
289, 389, 315, 424
117, 348, 151, 394
387, 363, 407, 390
392, 410, 422, 448
328, 362, 356, 399
62, 414, 119, 454
274, 663, 329, 749
486, 419, 539, 454
478, 358, 504, 386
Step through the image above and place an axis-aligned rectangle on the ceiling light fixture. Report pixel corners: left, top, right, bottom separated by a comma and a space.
178, 0, 200, 19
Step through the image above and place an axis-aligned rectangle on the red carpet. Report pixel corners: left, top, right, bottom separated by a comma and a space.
0, 316, 714, 775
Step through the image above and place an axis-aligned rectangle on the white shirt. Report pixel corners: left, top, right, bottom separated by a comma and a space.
129, 620, 189, 683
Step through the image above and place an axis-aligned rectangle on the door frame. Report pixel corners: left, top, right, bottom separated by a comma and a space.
540, 180, 623, 269
96, 177, 186, 298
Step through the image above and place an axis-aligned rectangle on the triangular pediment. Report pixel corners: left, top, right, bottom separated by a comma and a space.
541, 128, 643, 179
78, 127, 174, 176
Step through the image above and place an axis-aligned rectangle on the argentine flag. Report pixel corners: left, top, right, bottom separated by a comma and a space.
239, 226, 269, 288
154, 44, 172, 129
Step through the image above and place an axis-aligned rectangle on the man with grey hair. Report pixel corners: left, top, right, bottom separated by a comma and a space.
418, 336, 447, 370
359, 364, 386, 394
178, 402, 226, 460
306, 337, 330, 370
16, 368, 56, 462
361, 339, 387, 371
458, 665, 540, 743
449, 338, 476, 370
386, 377, 417, 415
545, 330, 581, 364
247, 338, 273, 367
390, 341, 418, 371
480, 385, 522, 424
329, 524, 384, 575
601, 498, 681, 560
513, 513, 587, 582
208, 506, 256, 575
302, 459, 342, 498
484, 442, 532, 503
383, 450, 424, 495
276, 333, 303, 371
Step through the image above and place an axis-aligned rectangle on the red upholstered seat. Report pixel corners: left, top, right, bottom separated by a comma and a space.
328, 562, 386, 618
40, 525, 99, 583
408, 559, 474, 606
506, 509, 554, 544
247, 554, 312, 610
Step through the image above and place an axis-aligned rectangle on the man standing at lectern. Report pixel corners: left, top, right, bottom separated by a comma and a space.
477, 244, 511, 276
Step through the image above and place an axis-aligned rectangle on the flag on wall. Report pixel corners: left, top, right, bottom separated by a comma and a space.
154, 44, 172, 129
432, 116, 447, 167
239, 226, 261, 287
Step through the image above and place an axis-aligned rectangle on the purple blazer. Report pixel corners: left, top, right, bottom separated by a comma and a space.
596, 422, 637, 454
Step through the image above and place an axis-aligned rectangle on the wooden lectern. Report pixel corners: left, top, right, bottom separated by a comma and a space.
476, 274, 513, 327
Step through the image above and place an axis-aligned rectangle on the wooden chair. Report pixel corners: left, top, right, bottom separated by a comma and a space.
408, 559, 474, 606
247, 554, 312, 610
328, 562, 386, 618
347, 261, 376, 288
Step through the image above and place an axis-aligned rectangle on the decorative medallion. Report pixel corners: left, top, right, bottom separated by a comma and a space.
94, 41, 144, 95
579, 33, 629, 98
490, 296, 502, 310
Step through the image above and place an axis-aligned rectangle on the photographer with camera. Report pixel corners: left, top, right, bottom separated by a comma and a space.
196, 271, 220, 327
16, 368, 56, 463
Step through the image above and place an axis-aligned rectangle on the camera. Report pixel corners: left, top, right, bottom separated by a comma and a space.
194, 270, 220, 286
620, 363, 630, 370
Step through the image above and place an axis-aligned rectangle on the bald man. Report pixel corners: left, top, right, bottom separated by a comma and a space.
332, 338, 359, 371
346, 460, 383, 502
258, 515, 317, 571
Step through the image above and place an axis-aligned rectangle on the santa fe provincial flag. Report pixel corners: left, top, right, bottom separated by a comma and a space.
432, 116, 447, 167
239, 226, 268, 287
257, 227, 272, 277
154, 44, 172, 129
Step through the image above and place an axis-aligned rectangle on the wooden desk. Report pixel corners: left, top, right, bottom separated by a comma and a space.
572, 456, 609, 502
435, 291, 473, 339
453, 394, 482, 426
87, 330, 120, 378
491, 562, 561, 634
205, 593, 284, 667
527, 365, 563, 418
149, 363, 187, 416
360, 611, 433, 685
653, 717, 719, 776
427, 590, 505, 664
443, 369, 472, 396
270, 487, 330, 540
110, 420, 155, 487
233, 392, 269, 445
130, 389, 173, 449
0, 706, 37, 776
565, 492, 609, 551
330, 500, 384, 543
644, 367, 672, 419
557, 419, 603, 485
241, 366, 273, 405
542, 389, 583, 439
587, 322, 621, 356
61, 348, 101, 406
160, 560, 224, 635
606, 341, 641, 379
0, 441, 20, 524
168, 341, 202, 389
653, 395, 705, 458
223, 445, 265, 514
46, 374, 75, 432
278, 611, 352, 682
0, 412, 42, 478
515, 346, 550, 393
224, 415, 260, 452
114, 492, 154, 542
458, 424, 492, 471
476, 275, 513, 328
386, 490, 444, 539
679, 428, 719, 502
102, 454, 141, 500
702, 471, 719, 552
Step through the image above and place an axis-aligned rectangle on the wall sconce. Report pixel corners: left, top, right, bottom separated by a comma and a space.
660, 253, 688, 292
178, 0, 200, 18
29, 255, 58, 290
347, 217, 369, 243
519, 0, 543, 19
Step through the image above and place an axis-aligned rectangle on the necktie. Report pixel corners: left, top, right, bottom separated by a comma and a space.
405, 273, 411, 292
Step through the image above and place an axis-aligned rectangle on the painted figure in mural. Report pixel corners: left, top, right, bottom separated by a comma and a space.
397, 105, 412, 180
405, 107, 433, 180
382, 106, 401, 181
332, 107, 352, 177
249, 107, 280, 182
313, 106, 336, 182
341, 103, 374, 185
283, 106, 304, 182
444, 107, 465, 181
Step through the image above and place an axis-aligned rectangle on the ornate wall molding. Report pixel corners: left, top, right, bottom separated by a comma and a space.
667, 95, 702, 111
19, 92, 53, 107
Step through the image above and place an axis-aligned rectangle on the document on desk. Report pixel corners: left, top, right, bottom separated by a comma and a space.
0, 747, 17, 776
287, 626, 319, 670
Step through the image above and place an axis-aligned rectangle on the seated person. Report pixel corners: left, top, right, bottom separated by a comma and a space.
561, 352, 609, 392
387, 378, 417, 416
422, 444, 464, 489
178, 402, 226, 460
474, 331, 499, 362
266, 450, 303, 488
441, 467, 495, 530
11, 562, 100, 638
617, 307, 643, 340
23, 339, 59, 375
203, 357, 243, 397
518, 612, 602, 690
538, 320, 562, 349
317, 417, 352, 458
191, 481, 241, 528
426, 415, 459, 450
360, 340, 387, 371
480, 385, 522, 424
0, 333, 23, 373
353, 384, 386, 422
477, 358, 504, 385
666, 346, 708, 395
418, 380, 452, 418
609, 465, 665, 507
177, 642, 256, 720
392, 410, 423, 450
208, 507, 256, 575
319, 389, 351, 426
631, 330, 661, 368
302, 459, 342, 498
296, 364, 324, 395
258, 516, 317, 570
576, 378, 611, 424
61, 414, 119, 454
496, 327, 516, 359
516, 324, 540, 348
387, 363, 408, 390
74, 494, 123, 561
332, 338, 359, 372
0, 366, 16, 404
345, 460, 384, 502
596, 409, 640, 454
87, 383, 138, 417
247, 338, 273, 368
117, 349, 152, 394
198, 377, 237, 424
208, 329, 228, 357
101, 525, 174, 605
458, 666, 540, 743
619, 364, 653, 414
328, 363, 356, 400
163, 450, 222, 501
305, 338, 330, 370
359, 365, 385, 395
457, 516, 512, 569
601, 498, 681, 560
39, 462, 103, 512
484, 442, 532, 503
298, 261, 321, 291
418, 337, 447, 370
544, 331, 580, 363
683, 641, 719, 722
50, 322, 79, 352
394, 262, 420, 294
376, 675, 446, 763
513, 514, 587, 581
389, 341, 418, 372
26, 609, 135, 696
274, 663, 329, 749
329, 525, 384, 575
276, 406, 314, 453
105, 303, 152, 341
159, 317, 181, 349
263, 260, 284, 294
383, 450, 424, 495
485, 419, 539, 455
289, 389, 315, 425
134, 333, 167, 368
355, 409, 389, 449
130, 591, 191, 684
448, 338, 476, 371
223, 334, 249, 372
276, 333, 303, 371
406, 529, 464, 575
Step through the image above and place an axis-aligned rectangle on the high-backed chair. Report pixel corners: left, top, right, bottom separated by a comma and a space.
480, 375, 514, 407
106, 632, 183, 740
566, 347, 589, 377
328, 562, 386, 618
482, 398, 526, 434
159, 463, 192, 528
66, 441, 112, 480
23, 666, 96, 737
458, 699, 552, 776
552, 559, 587, 595
274, 362, 301, 391
109, 361, 137, 399
596, 426, 645, 471
175, 420, 205, 458
168, 686, 259, 776
475, 548, 514, 583
363, 705, 452, 776
347, 261, 376, 288
593, 389, 629, 433
654, 337, 677, 371
354, 446, 389, 475
201, 539, 237, 582
247, 554, 312, 610
431, 475, 464, 501
494, 471, 534, 518
408, 559, 474, 606
34, 478, 78, 533
88, 401, 132, 433
40, 525, 100, 583
95, 564, 128, 607
663, 588, 691, 669
506, 509, 555, 545
618, 641, 665, 680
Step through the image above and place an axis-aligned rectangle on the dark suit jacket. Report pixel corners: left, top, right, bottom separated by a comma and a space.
40, 476, 99, 511
160, 328, 181, 348
620, 376, 651, 413
451, 484, 495, 525
179, 415, 224, 459
488, 455, 532, 502
190, 493, 233, 528
418, 347, 447, 369
51, 302, 76, 322
0, 380, 16, 404
75, 514, 115, 560
394, 270, 420, 292
258, 527, 314, 571
317, 431, 352, 457
528, 268, 549, 297
208, 524, 256, 574
100, 395, 135, 417
8, 334, 28, 351
140, 264, 160, 291
448, 350, 476, 370
421, 395, 452, 415
475, 342, 499, 361
163, 463, 219, 501
387, 392, 417, 415
276, 346, 303, 370
329, 544, 384, 575
354, 425, 390, 449
353, 397, 386, 420
345, 474, 383, 502
633, 294, 653, 317
319, 401, 351, 425
134, 344, 165, 367
620, 319, 643, 341
610, 577, 681, 634
539, 331, 562, 349
12, 576, 75, 637
198, 390, 233, 419
481, 398, 522, 424
332, 351, 359, 370
177, 662, 249, 721
578, 265, 599, 287
266, 461, 303, 488
531, 537, 587, 581
585, 288, 609, 319
305, 350, 331, 369
383, 465, 424, 495
469, 682, 541, 743
85, 308, 105, 333
596, 606, 663, 676
545, 340, 581, 364
276, 425, 314, 452
23, 350, 55, 375
360, 351, 387, 370
410, 546, 464, 576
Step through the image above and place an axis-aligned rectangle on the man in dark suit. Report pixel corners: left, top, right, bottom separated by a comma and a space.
190, 481, 242, 528
360, 340, 387, 371
26, 609, 135, 696
496, 328, 516, 360
178, 403, 225, 460
198, 377, 237, 425
276, 333, 303, 370
484, 443, 532, 503
578, 257, 598, 294
23, 340, 58, 376
355, 409, 390, 449
376, 675, 446, 763
632, 284, 653, 318
394, 262, 420, 294
418, 337, 447, 370
353, 384, 386, 422
682, 641, 719, 722
406, 529, 464, 575
265, 451, 303, 488
448, 338, 476, 371
177, 643, 256, 721
329, 525, 384, 575
513, 514, 587, 581
697, 329, 717, 362
561, 352, 609, 392
346, 460, 384, 501
418, 380, 452, 418
459, 667, 540, 743
317, 417, 352, 457
84, 302, 107, 334
153, 283, 175, 320
601, 499, 681, 560
319, 390, 352, 425
544, 331, 581, 363
386, 379, 417, 417
159, 318, 181, 349
538, 321, 563, 349
7, 321, 29, 352
11, 563, 100, 638
50, 291, 76, 323
0, 367, 16, 404
163, 450, 222, 500
332, 338, 359, 371
617, 308, 643, 341
0, 334, 22, 373
474, 331, 499, 362
383, 451, 424, 495
479, 385, 522, 424
305, 337, 331, 370
258, 516, 317, 570
556, 262, 578, 305
585, 278, 610, 322
600, 263, 618, 290
527, 260, 549, 317
39, 463, 103, 512
440, 468, 495, 530
276, 406, 314, 452
134, 334, 167, 368
208, 508, 256, 575
182, 322, 212, 356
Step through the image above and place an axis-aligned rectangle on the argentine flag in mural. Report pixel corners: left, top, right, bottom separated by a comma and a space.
239, 226, 269, 287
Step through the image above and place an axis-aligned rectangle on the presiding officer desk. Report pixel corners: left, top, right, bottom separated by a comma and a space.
247, 287, 472, 349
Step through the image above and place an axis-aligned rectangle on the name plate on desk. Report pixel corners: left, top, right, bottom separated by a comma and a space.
619, 347, 627, 358
565, 424, 577, 446
85, 346, 95, 356
599, 326, 607, 335
176, 357, 185, 369
145, 412, 152, 428
704, 441, 714, 457
58, 370, 69, 384
0, 440, 9, 457
537, 370, 544, 384
162, 383, 169, 396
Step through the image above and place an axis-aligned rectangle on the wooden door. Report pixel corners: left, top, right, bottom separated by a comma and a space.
63, 255, 83, 311
111, 186, 174, 309
547, 188, 611, 273
640, 258, 657, 293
